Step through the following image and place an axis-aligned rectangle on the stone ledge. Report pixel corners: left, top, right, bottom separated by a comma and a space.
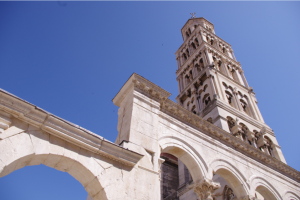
160, 98, 300, 182
122, 74, 300, 182
113, 73, 171, 107
0, 89, 143, 167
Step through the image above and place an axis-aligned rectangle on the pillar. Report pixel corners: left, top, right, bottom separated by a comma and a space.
193, 178, 220, 200
205, 49, 214, 65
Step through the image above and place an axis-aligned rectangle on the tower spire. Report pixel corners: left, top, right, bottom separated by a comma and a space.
175, 17, 286, 163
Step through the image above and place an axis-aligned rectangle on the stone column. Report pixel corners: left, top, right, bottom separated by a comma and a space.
192, 178, 220, 200
239, 70, 249, 88
221, 58, 230, 76
230, 50, 237, 61
245, 97, 257, 120
176, 57, 181, 70
191, 86, 200, 115
180, 75, 184, 91
177, 77, 181, 93
180, 54, 185, 66
207, 74, 218, 98
233, 88, 243, 111
205, 49, 214, 65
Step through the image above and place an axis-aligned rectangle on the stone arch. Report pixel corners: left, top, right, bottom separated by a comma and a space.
0, 130, 114, 200
283, 191, 300, 200
250, 175, 282, 200
159, 136, 208, 182
209, 159, 250, 199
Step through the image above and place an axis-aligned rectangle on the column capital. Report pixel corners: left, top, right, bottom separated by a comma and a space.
192, 178, 220, 200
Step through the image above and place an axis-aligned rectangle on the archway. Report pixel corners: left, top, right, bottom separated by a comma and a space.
0, 164, 87, 200
159, 136, 208, 200
209, 159, 249, 199
283, 191, 300, 200
256, 185, 278, 200
0, 131, 108, 200
250, 176, 282, 200
159, 136, 207, 183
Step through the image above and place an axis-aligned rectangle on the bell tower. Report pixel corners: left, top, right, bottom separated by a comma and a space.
175, 17, 286, 163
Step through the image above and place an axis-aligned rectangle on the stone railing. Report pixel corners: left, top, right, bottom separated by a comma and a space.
163, 191, 178, 200
177, 180, 194, 197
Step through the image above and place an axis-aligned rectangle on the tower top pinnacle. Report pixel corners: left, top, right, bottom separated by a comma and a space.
190, 12, 196, 19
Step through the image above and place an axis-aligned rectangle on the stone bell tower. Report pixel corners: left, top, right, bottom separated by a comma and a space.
175, 17, 286, 164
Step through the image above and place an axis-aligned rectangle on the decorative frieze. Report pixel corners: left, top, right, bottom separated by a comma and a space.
158, 95, 300, 182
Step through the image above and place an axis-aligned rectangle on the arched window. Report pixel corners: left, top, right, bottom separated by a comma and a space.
191, 105, 196, 114
189, 70, 193, 80
186, 49, 190, 57
240, 99, 250, 116
185, 75, 190, 84
195, 64, 201, 73
223, 47, 226, 54
195, 38, 199, 46
225, 91, 234, 107
186, 31, 190, 37
183, 53, 187, 61
203, 93, 211, 107
191, 42, 196, 50
187, 102, 190, 111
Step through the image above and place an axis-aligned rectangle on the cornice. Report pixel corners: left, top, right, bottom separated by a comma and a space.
213, 68, 251, 93
202, 98, 274, 136
176, 66, 210, 101
120, 75, 300, 182
0, 89, 143, 167
113, 73, 171, 107
199, 26, 231, 48
159, 98, 300, 182
176, 44, 206, 76
205, 43, 241, 70
176, 42, 241, 77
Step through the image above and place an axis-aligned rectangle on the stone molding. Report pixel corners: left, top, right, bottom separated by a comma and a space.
113, 73, 171, 107
0, 89, 143, 167
175, 28, 240, 77
113, 75, 300, 183
202, 98, 273, 136
160, 97, 300, 182
175, 66, 210, 101
112, 73, 300, 182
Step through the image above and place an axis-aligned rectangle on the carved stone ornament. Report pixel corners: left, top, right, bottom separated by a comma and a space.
257, 137, 268, 148
246, 130, 255, 141
192, 178, 220, 200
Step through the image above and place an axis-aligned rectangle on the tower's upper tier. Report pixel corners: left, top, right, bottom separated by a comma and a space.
181, 17, 215, 41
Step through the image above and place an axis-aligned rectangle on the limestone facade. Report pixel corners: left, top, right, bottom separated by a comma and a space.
0, 17, 299, 200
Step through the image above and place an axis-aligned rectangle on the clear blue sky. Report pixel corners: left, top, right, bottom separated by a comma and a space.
0, 2, 299, 200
